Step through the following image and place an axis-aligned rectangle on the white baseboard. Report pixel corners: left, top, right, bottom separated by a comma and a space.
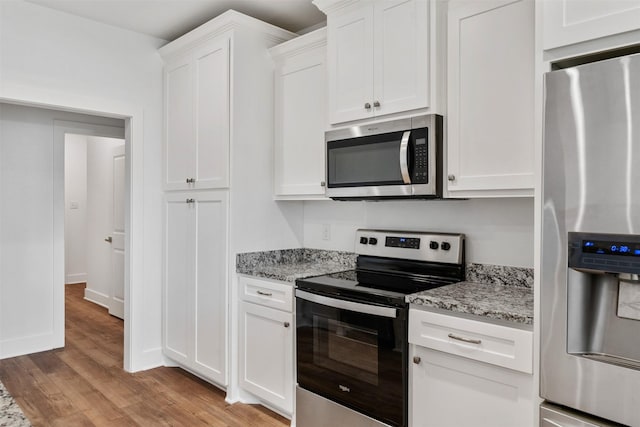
0, 332, 60, 359
65, 273, 87, 284
127, 347, 165, 373
84, 288, 109, 309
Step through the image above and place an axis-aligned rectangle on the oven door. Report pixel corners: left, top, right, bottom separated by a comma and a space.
295, 289, 407, 427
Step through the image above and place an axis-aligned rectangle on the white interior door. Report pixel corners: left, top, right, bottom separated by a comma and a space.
109, 144, 126, 319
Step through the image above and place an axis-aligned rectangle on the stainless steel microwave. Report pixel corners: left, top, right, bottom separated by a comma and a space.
325, 114, 443, 200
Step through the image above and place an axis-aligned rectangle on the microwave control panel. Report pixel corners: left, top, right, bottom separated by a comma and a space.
412, 129, 429, 184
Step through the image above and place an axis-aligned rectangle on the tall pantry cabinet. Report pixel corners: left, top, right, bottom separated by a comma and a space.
159, 11, 296, 388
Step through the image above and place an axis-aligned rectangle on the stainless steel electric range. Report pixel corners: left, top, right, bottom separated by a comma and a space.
295, 229, 465, 427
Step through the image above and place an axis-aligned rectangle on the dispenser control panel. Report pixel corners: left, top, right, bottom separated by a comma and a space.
569, 232, 640, 273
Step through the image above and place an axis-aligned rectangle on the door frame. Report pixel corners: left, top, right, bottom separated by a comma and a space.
1, 84, 147, 372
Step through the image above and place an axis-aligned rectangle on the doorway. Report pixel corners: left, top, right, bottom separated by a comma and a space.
64, 133, 126, 319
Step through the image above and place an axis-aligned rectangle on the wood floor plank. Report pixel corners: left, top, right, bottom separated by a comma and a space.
0, 283, 289, 427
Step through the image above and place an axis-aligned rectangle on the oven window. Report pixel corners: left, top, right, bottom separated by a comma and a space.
315, 318, 379, 385
327, 131, 405, 187
296, 295, 406, 427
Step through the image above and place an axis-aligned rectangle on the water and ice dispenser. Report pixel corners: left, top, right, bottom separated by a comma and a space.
567, 232, 640, 370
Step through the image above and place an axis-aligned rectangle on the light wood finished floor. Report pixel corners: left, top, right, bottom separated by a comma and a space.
0, 283, 289, 427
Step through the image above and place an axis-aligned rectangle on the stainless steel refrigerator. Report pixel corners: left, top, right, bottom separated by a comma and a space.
541, 52, 640, 426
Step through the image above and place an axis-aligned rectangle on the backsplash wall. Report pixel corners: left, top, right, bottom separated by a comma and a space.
303, 198, 534, 268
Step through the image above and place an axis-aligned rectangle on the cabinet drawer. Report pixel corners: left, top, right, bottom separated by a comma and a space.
409, 309, 532, 373
239, 276, 293, 312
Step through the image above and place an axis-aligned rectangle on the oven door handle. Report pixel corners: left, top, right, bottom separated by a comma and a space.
399, 130, 411, 184
295, 289, 398, 318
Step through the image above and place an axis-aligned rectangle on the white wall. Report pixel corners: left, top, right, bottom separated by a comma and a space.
64, 134, 88, 284
85, 136, 125, 307
304, 198, 535, 268
0, 1, 165, 369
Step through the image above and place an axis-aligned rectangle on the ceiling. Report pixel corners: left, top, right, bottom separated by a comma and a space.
24, 0, 327, 41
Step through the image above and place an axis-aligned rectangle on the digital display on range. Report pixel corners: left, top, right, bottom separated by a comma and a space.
583, 240, 640, 257
386, 237, 420, 249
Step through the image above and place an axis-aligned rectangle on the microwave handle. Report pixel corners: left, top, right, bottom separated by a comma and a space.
295, 289, 398, 318
399, 131, 411, 184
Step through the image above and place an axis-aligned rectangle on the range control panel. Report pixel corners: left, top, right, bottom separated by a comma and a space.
355, 229, 464, 264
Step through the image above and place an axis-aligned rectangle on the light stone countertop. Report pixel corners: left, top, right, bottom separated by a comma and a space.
406, 280, 533, 325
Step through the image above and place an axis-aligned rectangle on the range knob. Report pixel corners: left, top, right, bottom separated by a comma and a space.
441, 242, 451, 251
369, 237, 378, 245
429, 241, 439, 250
360, 237, 369, 245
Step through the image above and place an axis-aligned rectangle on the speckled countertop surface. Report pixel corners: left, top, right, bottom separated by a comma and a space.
406, 281, 534, 325
236, 249, 356, 283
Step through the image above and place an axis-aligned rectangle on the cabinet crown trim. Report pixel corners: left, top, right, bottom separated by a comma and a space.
269, 27, 327, 59
159, 9, 296, 59
312, 0, 361, 14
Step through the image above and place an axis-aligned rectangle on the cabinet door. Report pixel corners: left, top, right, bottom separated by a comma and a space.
274, 46, 327, 199
165, 56, 195, 190
163, 195, 193, 364
239, 301, 293, 415
447, 0, 534, 197
193, 39, 230, 189
543, 0, 640, 50
410, 346, 533, 427
373, 0, 429, 116
328, 4, 375, 124
192, 192, 228, 385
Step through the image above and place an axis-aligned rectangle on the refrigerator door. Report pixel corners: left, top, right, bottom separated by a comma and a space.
540, 403, 621, 427
541, 52, 640, 426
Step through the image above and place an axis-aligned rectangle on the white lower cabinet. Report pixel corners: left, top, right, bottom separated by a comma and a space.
238, 276, 294, 415
409, 308, 533, 427
163, 191, 228, 386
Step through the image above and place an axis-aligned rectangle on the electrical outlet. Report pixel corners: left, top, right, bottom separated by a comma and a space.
322, 224, 331, 241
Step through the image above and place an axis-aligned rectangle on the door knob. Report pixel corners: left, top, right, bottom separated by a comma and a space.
104, 236, 113, 243
364, 102, 372, 109
447, 174, 456, 181
284, 322, 290, 328
373, 100, 381, 107
413, 356, 421, 364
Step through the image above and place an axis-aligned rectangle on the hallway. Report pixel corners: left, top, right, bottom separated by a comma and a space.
0, 284, 288, 426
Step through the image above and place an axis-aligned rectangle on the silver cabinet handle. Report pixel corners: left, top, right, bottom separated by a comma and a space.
399, 131, 411, 184
364, 102, 371, 109
256, 290, 272, 297
284, 322, 290, 328
186, 198, 195, 204
373, 100, 380, 107
413, 356, 421, 364
104, 236, 112, 243
447, 174, 456, 181
448, 333, 481, 345
186, 178, 195, 184
320, 181, 326, 187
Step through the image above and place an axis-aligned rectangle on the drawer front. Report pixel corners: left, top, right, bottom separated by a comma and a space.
239, 276, 293, 312
409, 309, 533, 374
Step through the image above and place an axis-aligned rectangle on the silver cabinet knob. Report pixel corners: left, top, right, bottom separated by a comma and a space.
186, 198, 195, 204
447, 174, 456, 181
413, 356, 421, 364
373, 100, 380, 107
284, 322, 290, 328
364, 102, 372, 109
320, 181, 326, 187
186, 178, 195, 184
104, 236, 113, 243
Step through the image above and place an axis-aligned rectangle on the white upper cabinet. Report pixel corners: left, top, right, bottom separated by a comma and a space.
271, 28, 328, 200
164, 38, 230, 191
543, 0, 640, 50
446, 0, 535, 197
318, 0, 431, 124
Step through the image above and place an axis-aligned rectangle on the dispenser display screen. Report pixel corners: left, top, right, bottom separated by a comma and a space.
582, 240, 640, 256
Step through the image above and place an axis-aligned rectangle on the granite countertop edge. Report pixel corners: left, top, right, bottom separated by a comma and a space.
407, 281, 534, 326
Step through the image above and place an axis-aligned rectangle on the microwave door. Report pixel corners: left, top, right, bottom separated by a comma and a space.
325, 130, 413, 198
